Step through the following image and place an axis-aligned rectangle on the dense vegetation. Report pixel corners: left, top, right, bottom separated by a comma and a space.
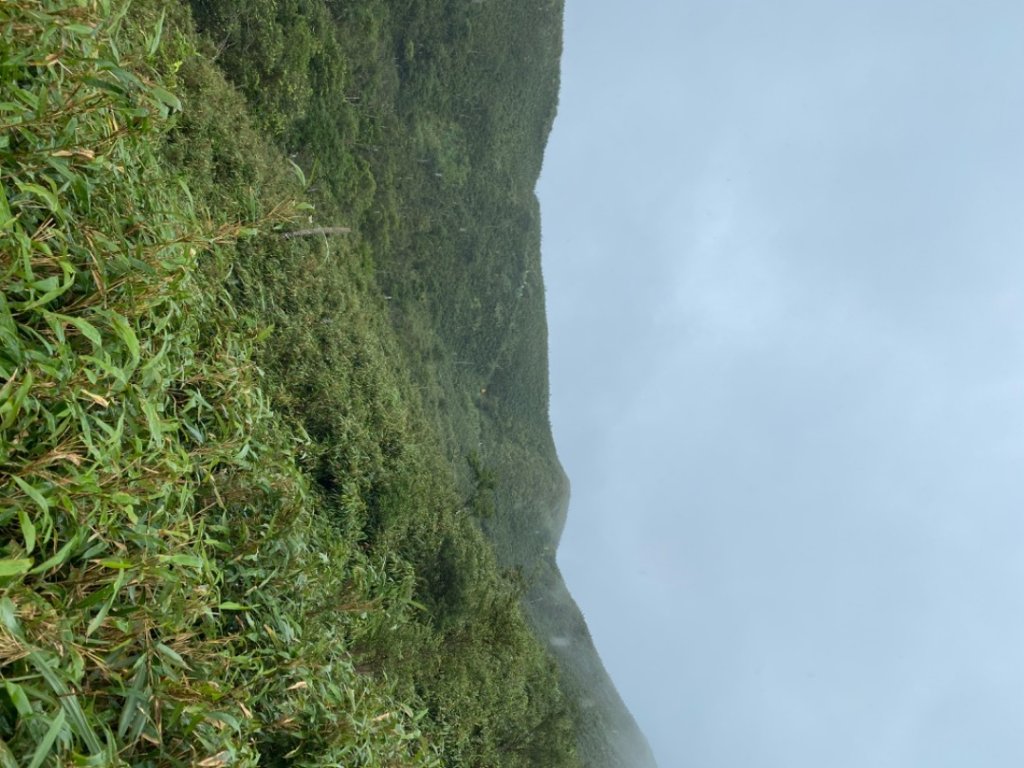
1, 0, 656, 766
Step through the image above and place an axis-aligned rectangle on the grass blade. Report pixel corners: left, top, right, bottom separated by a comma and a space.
17, 507, 36, 554
27, 708, 65, 768
49, 312, 103, 349
86, 568, 127, 637
30, 533, 80, 576
0, 369, 35, 431
27, 652, 103, 755
108, 310, 140, 368
147, 10, 165, 57
0, 737, 18, 768
12, 476, 49, 517
118, 658, 151, 742
0, 559, 33, 577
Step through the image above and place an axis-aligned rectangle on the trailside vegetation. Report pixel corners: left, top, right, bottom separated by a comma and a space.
1, 0, 656, 766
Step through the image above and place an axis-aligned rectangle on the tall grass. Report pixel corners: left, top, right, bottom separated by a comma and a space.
0, 2, 441, 765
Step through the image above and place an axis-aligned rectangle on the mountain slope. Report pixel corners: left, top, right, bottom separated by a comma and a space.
186, 2, 663, 765
0, 0, 657, 764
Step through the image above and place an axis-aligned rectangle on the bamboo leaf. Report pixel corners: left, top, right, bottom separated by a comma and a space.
118, 659, 150, 741
4, 682, 31, 717
17, 263, 74, 310
15, 181, 59, 213
95, 60, 143, 91
98, 0, 131, 34
86, 568, 127, 637
27, 652, 103, 754
0, 295, 19, 351
140, 398, 163, 449
0, 559, 33, 577
17, 507, 36, 554
0, 736, 19, 768
205, 711, 240, 731
30, 533, 80, 575
0, 368, 34, 430
49, 312, 103, 349
0, 178, 12, 229
149, 85, 181, 113
0, 598, 19, 632
288, 158, 307, 188
27, 708, 65, 768
108, 311, 140, 367
82, 75, 127, 99
147, 10, 165, 57
217, 602, 251, 611
158, 553, 204, 569
12, 476, 48, 516
155, 642, 188, 669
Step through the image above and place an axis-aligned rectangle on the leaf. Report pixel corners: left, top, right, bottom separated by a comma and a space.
80, 389, 109, 407
108, 311, 140, 368
27, 708, 65, 768
118, 660, 150, 741
82, 76, 127, 99
0, 559, 33, 577
150, 85, 181, 113
147, 11, 165, 57
288, 158, 307, 188
12, 476, 48, 516
98, 0, 131, 34
50, 312, 103, 349
140, 399, 163, 449
197, 754, 229, 768
0, 294, 18, 351
96, 561, 132, 573
17, 507, 36, 554
0, 177, 12, 229
86, 569, 126, 637
0, 598, 18, 632
0, 368, 34, 430
15, 181, 59, 213
155, 642, 188, 669
217, 602, 251, 611
4, 682, 31, 716
0, 736, 19, 768
96, 60, 143, 92
18, 261, 74, 310
30, 534, 79, 575
204, 711, 240, 731
27, 652, 103, 754
159, 553, 204, 569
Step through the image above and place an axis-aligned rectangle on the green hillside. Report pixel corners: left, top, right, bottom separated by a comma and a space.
0, 0, 656, 766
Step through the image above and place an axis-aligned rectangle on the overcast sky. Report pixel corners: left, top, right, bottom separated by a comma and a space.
537, 2, 1024, 766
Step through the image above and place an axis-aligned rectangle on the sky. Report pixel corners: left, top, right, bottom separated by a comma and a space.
537, 2, 1024, 766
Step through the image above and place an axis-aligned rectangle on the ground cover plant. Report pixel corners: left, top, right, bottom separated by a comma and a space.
2, 0, 653, 766
0, 1, 458, 764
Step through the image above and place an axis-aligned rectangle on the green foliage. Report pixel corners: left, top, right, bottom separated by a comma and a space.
0, 2, 438, 765
182, 0, 651, 765
2, 0, 652, 766
413, 114, 470, 189
464, 452, 497, 519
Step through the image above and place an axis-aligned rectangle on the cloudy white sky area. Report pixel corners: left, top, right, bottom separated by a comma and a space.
537, 2, 1024, 766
